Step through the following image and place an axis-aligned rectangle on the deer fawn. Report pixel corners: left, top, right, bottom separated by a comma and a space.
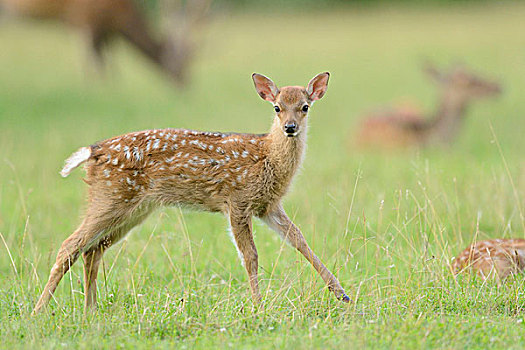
0, 0, 210, 84
452, 239, 525, 280
31, 72, 350, 315
356, 63, 501, 149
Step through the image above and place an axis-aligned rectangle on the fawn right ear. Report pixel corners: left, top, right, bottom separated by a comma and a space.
252, 73, 279, 102
423, 63, 446, 83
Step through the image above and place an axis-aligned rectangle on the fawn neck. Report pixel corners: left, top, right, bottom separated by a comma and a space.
426, 90, 469, 142
265, 117, 307, 183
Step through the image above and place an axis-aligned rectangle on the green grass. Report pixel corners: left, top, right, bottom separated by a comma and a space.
1, 2, 525, 348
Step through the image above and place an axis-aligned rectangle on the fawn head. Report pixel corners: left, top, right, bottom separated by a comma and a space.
252, 72, 330, 137
424, 63, 501, 100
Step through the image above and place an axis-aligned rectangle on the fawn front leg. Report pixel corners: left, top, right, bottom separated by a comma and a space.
229, 213, 261, 303
261, 204, 350, 303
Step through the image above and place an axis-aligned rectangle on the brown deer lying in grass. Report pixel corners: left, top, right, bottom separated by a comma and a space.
0, 0, 211, 84
356, 64, 501, 149
31, 72, 350, 315
452, 239, 525, 280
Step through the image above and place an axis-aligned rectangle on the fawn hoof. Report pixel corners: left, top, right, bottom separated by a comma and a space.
340, 293, 351, 303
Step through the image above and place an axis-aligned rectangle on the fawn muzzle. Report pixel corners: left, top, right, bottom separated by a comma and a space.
284, 122, 298, 137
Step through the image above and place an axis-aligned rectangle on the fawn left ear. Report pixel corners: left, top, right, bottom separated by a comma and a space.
423, 63, 446, 84
307, 72, 330, 101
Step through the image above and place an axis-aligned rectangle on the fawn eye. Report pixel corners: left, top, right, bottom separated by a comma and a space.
302, 105, 309, 113
274, 106, 281, 113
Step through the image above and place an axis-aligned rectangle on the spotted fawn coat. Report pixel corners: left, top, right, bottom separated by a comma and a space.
452, 239, 525, 280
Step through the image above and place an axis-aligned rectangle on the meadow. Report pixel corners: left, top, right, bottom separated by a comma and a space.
1, 2, 525, 348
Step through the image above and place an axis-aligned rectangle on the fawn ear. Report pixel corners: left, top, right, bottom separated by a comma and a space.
252, 73, 279, 102
306, 72, 330, 101
423, 63, 446, 83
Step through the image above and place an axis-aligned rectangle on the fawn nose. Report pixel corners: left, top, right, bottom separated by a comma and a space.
284, 123, 297, 136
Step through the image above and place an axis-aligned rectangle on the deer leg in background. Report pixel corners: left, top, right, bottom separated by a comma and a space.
83, 26, 111, 76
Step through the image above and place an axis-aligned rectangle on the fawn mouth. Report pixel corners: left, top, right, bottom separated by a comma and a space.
284, 131, 299, 138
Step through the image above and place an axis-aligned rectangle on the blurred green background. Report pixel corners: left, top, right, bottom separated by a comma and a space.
0, 1, 524, 348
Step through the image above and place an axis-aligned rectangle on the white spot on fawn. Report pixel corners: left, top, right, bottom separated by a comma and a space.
133, 147, 142, 161
153, 139, 161, 149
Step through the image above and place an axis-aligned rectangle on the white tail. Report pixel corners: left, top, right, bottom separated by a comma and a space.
60, 147, 91, 178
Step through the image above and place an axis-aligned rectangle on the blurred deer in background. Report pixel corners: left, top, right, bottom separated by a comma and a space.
31, 72, 350, 315
452, 239, 525, 280
356, 63, 501, 149
0, 0, 212, 85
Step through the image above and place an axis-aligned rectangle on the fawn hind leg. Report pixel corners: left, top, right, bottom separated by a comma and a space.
32, 217, 97, 315
82, 223, 133, 311
82, 203, 155, 311
82, 244, 105, 311
32, 200, 152, 315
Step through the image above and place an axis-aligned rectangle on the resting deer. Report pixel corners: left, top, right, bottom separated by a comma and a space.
31, 72, 350, 315
356, 64, 501, 149
0, 0, 210, 84
452, 239, 525, 280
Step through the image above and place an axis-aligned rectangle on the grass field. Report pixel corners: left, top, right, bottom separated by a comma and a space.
1, 2, 525, 348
